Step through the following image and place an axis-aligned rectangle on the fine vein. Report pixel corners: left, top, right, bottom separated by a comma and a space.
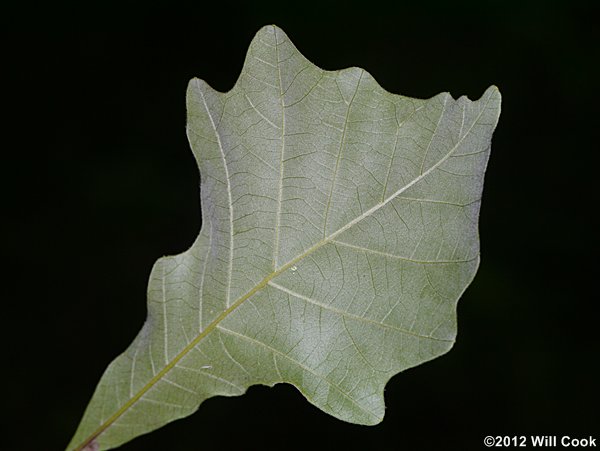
197, 80, 234, 307
272, 26, 286, 270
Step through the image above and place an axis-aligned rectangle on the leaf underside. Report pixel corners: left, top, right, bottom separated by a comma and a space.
68, 25, 501, 451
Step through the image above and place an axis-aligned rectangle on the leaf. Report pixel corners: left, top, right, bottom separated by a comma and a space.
68, 25, 501, 450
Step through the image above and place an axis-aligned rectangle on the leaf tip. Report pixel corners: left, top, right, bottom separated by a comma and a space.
186, 76, 203, 91
485, 84, 502, 104
484, 85, 502, 126
255, 23, 285, 40
488, 84, 501, 94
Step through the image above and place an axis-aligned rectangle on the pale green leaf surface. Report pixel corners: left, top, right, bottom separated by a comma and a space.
68, 25, 501, 450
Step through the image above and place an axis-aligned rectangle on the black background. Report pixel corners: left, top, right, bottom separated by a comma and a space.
4, 1, 598, 450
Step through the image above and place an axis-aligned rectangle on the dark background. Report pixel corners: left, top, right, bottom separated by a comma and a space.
4, 0, 598, 449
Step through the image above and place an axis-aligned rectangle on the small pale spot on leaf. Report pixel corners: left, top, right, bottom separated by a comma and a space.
82, 439, 99, 451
